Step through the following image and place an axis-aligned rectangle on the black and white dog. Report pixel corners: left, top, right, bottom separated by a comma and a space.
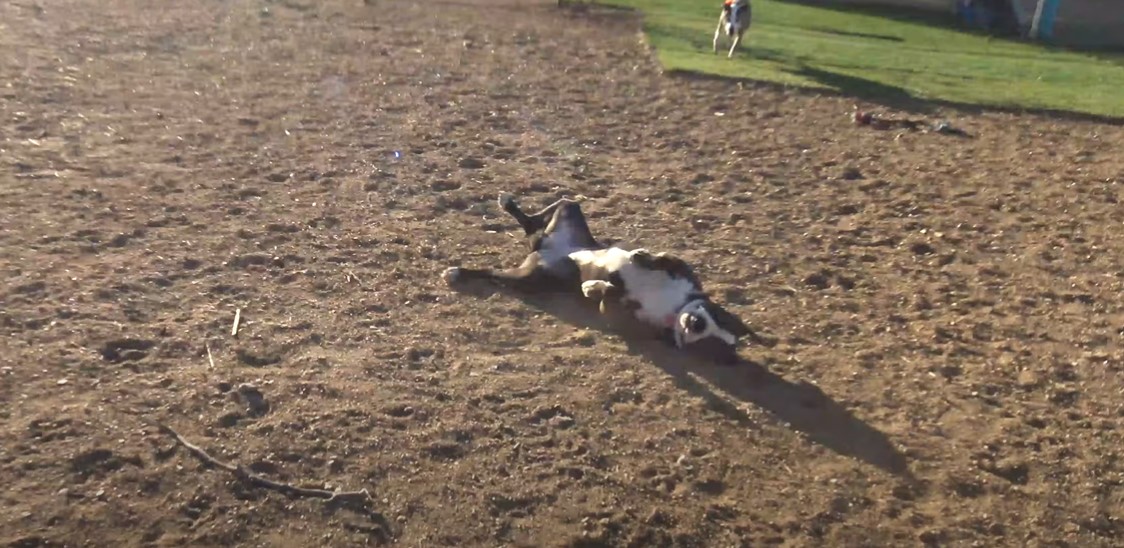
442, 194, 767, 364
713, 0, 751, 58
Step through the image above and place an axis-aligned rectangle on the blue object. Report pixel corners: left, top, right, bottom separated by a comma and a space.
1037, 0, 1061, 40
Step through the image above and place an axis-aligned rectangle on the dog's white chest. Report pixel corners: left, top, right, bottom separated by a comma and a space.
618, 264, 697, 326
570, 247, 696, 328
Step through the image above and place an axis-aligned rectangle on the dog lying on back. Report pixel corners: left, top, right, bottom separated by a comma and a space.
714, 0, 751, 58
442, 194, 767, 364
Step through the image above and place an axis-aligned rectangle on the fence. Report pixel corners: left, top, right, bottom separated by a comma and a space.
801, 0, 1124, 48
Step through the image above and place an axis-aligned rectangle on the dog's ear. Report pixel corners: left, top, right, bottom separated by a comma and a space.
704, 302, 771, 346
704, 302, 751, 337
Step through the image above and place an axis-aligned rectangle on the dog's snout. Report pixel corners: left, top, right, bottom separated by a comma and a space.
686, 314, 708, 334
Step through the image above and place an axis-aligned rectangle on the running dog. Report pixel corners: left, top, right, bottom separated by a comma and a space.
714, 0, 751, 58
442, 194, 767, 363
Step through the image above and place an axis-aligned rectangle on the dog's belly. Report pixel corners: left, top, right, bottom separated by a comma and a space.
569, 247, 696, 327
567, 247, 630, 273
539, 226, 594, 271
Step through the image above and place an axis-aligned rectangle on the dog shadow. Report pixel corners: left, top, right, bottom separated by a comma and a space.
452, 283, 911, 477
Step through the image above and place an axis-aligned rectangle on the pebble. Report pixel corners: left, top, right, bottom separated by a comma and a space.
1017, 369, 1039, 388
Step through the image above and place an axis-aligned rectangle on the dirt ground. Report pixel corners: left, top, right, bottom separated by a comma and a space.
2, 0, 1123, 546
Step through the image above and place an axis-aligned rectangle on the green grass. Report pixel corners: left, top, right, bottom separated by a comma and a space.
601, 0, 1124, 119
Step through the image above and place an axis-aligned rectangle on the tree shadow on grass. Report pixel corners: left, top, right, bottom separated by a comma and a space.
788, 63, 927, 111
777, 0, 1124, 61
449, 281, 913, 478
664, 62, 936, 117
667, 62, 1124, 124
805, 26, 904, 43
778, 0, 1019, 40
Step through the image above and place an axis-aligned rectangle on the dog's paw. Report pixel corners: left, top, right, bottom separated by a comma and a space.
581, 280, 611, 298
442, 267, 462, 285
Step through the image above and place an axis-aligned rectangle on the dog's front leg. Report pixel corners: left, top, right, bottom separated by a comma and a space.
581, 279, 613, 301
581, 280, 626, 319
713, 14, 726, 54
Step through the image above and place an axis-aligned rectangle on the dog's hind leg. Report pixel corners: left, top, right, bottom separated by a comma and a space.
498, 193, 540, 235
499, 194, 582, 236
728, 33, 741, 58
443, 253, 570, 293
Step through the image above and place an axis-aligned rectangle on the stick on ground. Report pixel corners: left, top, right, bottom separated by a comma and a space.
205, 342, 215, 369
156, 423, 371, 505
231, 308, 241, 337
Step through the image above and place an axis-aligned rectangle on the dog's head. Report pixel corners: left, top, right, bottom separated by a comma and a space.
725, 0, 748, 35
675, 299, 757, 364
629, 249, 763, 363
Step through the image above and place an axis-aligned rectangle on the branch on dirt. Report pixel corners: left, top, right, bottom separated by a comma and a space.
231, 308, 242, 337
157, 423, 372, 506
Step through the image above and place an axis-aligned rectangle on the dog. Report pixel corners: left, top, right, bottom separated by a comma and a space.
442, 193, 768, 364
713, 0, 751, 58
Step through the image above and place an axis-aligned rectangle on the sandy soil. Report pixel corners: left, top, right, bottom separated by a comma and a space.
2, 0, 1123, 546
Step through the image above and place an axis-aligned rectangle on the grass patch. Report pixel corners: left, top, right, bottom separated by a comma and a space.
601, 0, 1124, 118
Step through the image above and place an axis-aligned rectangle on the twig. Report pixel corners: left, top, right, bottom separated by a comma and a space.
205, 342, 215, 369
231, 308, 241, 337
156, 423, 372, 505
344, 269, 365, 287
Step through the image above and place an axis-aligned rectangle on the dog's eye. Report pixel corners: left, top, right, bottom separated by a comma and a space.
687, 315, 708, 334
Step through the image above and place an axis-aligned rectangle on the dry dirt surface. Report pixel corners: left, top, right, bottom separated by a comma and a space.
3, 0, 1124, 546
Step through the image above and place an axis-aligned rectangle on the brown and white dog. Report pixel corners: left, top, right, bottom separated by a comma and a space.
442, 194, 767, 364
713, 0, 751, 58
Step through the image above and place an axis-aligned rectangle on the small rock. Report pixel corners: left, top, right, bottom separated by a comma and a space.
646, 509, 671, 525
236, 383, 270, 416
840, 167, 863, 180
571, 332, 596, 347
216, 412, 242, 428
938, 365, 962, 379
234, 347, 281, 367
405, 347, 435, 362
988, 458, 1029, 485
457, 157, 485, 169
551, 415, 575, 429
919, 529, 945, 545
803, 272, 831, 290
108, 233, 131, 247
430, 180, 461, 192
1017, 369, 1039, 388
910, 242, 935, 255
